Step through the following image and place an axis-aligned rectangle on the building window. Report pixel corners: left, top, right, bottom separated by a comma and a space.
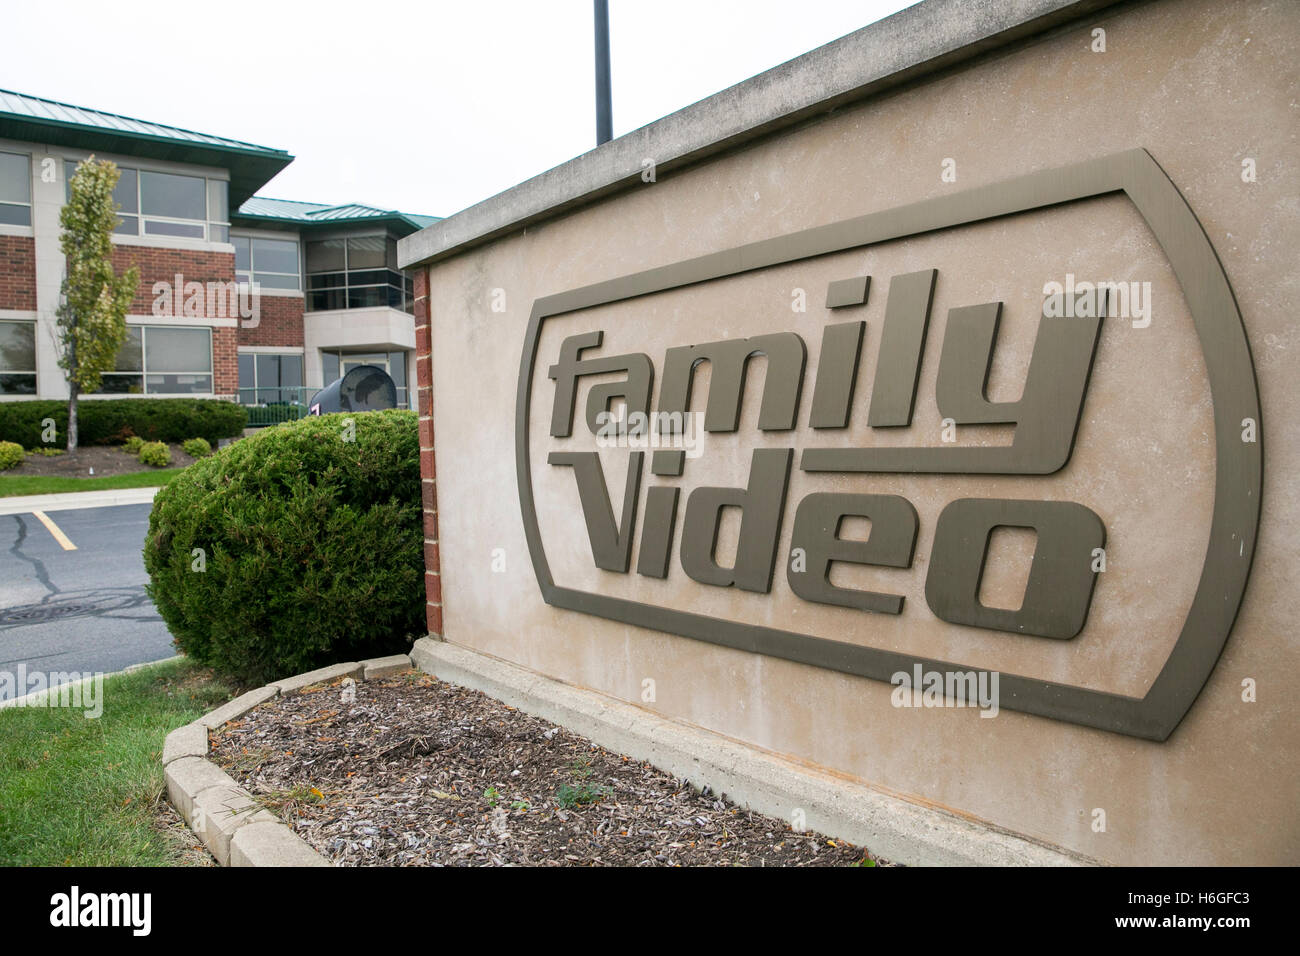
305, 235, 414, 313
98, 326, 212, 394
0, 320, 37, 394
233, 235, 300, 290
238, 352, 303, 404
65, 161, 229, 242
0, 151, 32, 227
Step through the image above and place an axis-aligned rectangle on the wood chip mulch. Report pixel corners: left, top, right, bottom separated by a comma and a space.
10, 442, 205, 477
208, 671, 888, 867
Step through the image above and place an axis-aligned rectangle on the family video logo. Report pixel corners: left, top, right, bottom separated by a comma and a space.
517, 149, 1262, 740
0, 665, 103, 718
49, 887, 151, 936
539, 276, 1107, 628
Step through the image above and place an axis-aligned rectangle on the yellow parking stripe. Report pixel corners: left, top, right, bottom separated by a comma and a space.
31, 510, 77, 551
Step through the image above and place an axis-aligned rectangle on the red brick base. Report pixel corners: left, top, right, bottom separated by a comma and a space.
414, 268, 443, 638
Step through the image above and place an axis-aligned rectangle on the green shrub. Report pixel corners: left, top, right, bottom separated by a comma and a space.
123, 436, 145, 454
0, 399, 246, 448
182, 437, 212, 459
138, 441, 172, 467
26, 446, 65, 457
144, 410, 422, 685
0, 441, 23, 471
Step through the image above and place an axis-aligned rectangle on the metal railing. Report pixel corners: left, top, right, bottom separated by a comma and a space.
237, 386, 314, 427
237, 385, 414, 425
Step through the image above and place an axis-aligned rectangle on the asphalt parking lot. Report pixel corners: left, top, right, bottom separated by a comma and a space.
0, 503, 176, 691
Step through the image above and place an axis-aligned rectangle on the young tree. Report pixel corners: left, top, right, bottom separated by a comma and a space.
57, 157, 138, 451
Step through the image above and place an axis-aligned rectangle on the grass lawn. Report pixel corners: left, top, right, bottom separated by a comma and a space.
0, 468, 184, 498
0, 657, 236, 866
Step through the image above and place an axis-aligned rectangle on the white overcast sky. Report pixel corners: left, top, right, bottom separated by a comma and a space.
1, 0, 916, 219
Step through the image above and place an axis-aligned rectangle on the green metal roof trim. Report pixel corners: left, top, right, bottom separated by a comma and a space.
0, 89, 292, 206
234, 197, 440, 233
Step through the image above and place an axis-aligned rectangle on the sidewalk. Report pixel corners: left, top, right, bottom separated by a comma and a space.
0, 486, 163, 516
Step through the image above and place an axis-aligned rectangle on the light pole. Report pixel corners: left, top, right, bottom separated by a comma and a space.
594, 0, 613, 145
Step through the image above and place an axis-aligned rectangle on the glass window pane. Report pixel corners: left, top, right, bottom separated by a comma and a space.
232, 236, 251, 271
146, 373, 212, 394
308, 289, 346, 312
347, 269, 387, 287
348, 286, 386, 309
255, 353, 280, 390
144, 326, 209, 373
114, 215, 139, 236
207, 179, 228, 223
321, 352, 339, 385
306, 239, 346, 273
144, 219, 205, 239
308, 272, 346, 290
0, 321, 36, 371
139, 170, 205, 220
0, 203, 30, 227
96, 373, 143, 394
113, 327, 143, 372
114, 167, 138, 214
255, 273, 299, 291
252, 238, 298, 275
0, 372, 37, 395
347, 236, 386, 269
0, 152, 30, 205
386, 239, 399, 271
280, 354, 302, 388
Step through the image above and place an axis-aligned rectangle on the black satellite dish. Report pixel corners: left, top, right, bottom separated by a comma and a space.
309, 365, 397, 415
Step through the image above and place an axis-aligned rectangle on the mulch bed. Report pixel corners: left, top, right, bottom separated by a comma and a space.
209, 671, 887, 867
8, 443, 199, 477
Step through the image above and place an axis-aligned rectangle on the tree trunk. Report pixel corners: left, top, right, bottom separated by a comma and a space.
67, 391, 79, 452
66, 337, 78, 452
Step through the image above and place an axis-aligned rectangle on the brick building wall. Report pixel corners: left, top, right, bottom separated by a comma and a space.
111, 245, 237, 317
108, 245, 250, 397
237, 294, 304, 348
0, 236, 37, 311
6, 235, 305, 399
213, 325, 238, 398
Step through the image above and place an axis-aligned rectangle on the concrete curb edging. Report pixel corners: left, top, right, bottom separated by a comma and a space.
410, 638, 1099, 867
0, 486, 163, 516
163, 654, 414, 867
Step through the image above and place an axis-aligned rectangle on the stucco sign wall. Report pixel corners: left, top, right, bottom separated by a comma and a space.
403, 0, 1298, 864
